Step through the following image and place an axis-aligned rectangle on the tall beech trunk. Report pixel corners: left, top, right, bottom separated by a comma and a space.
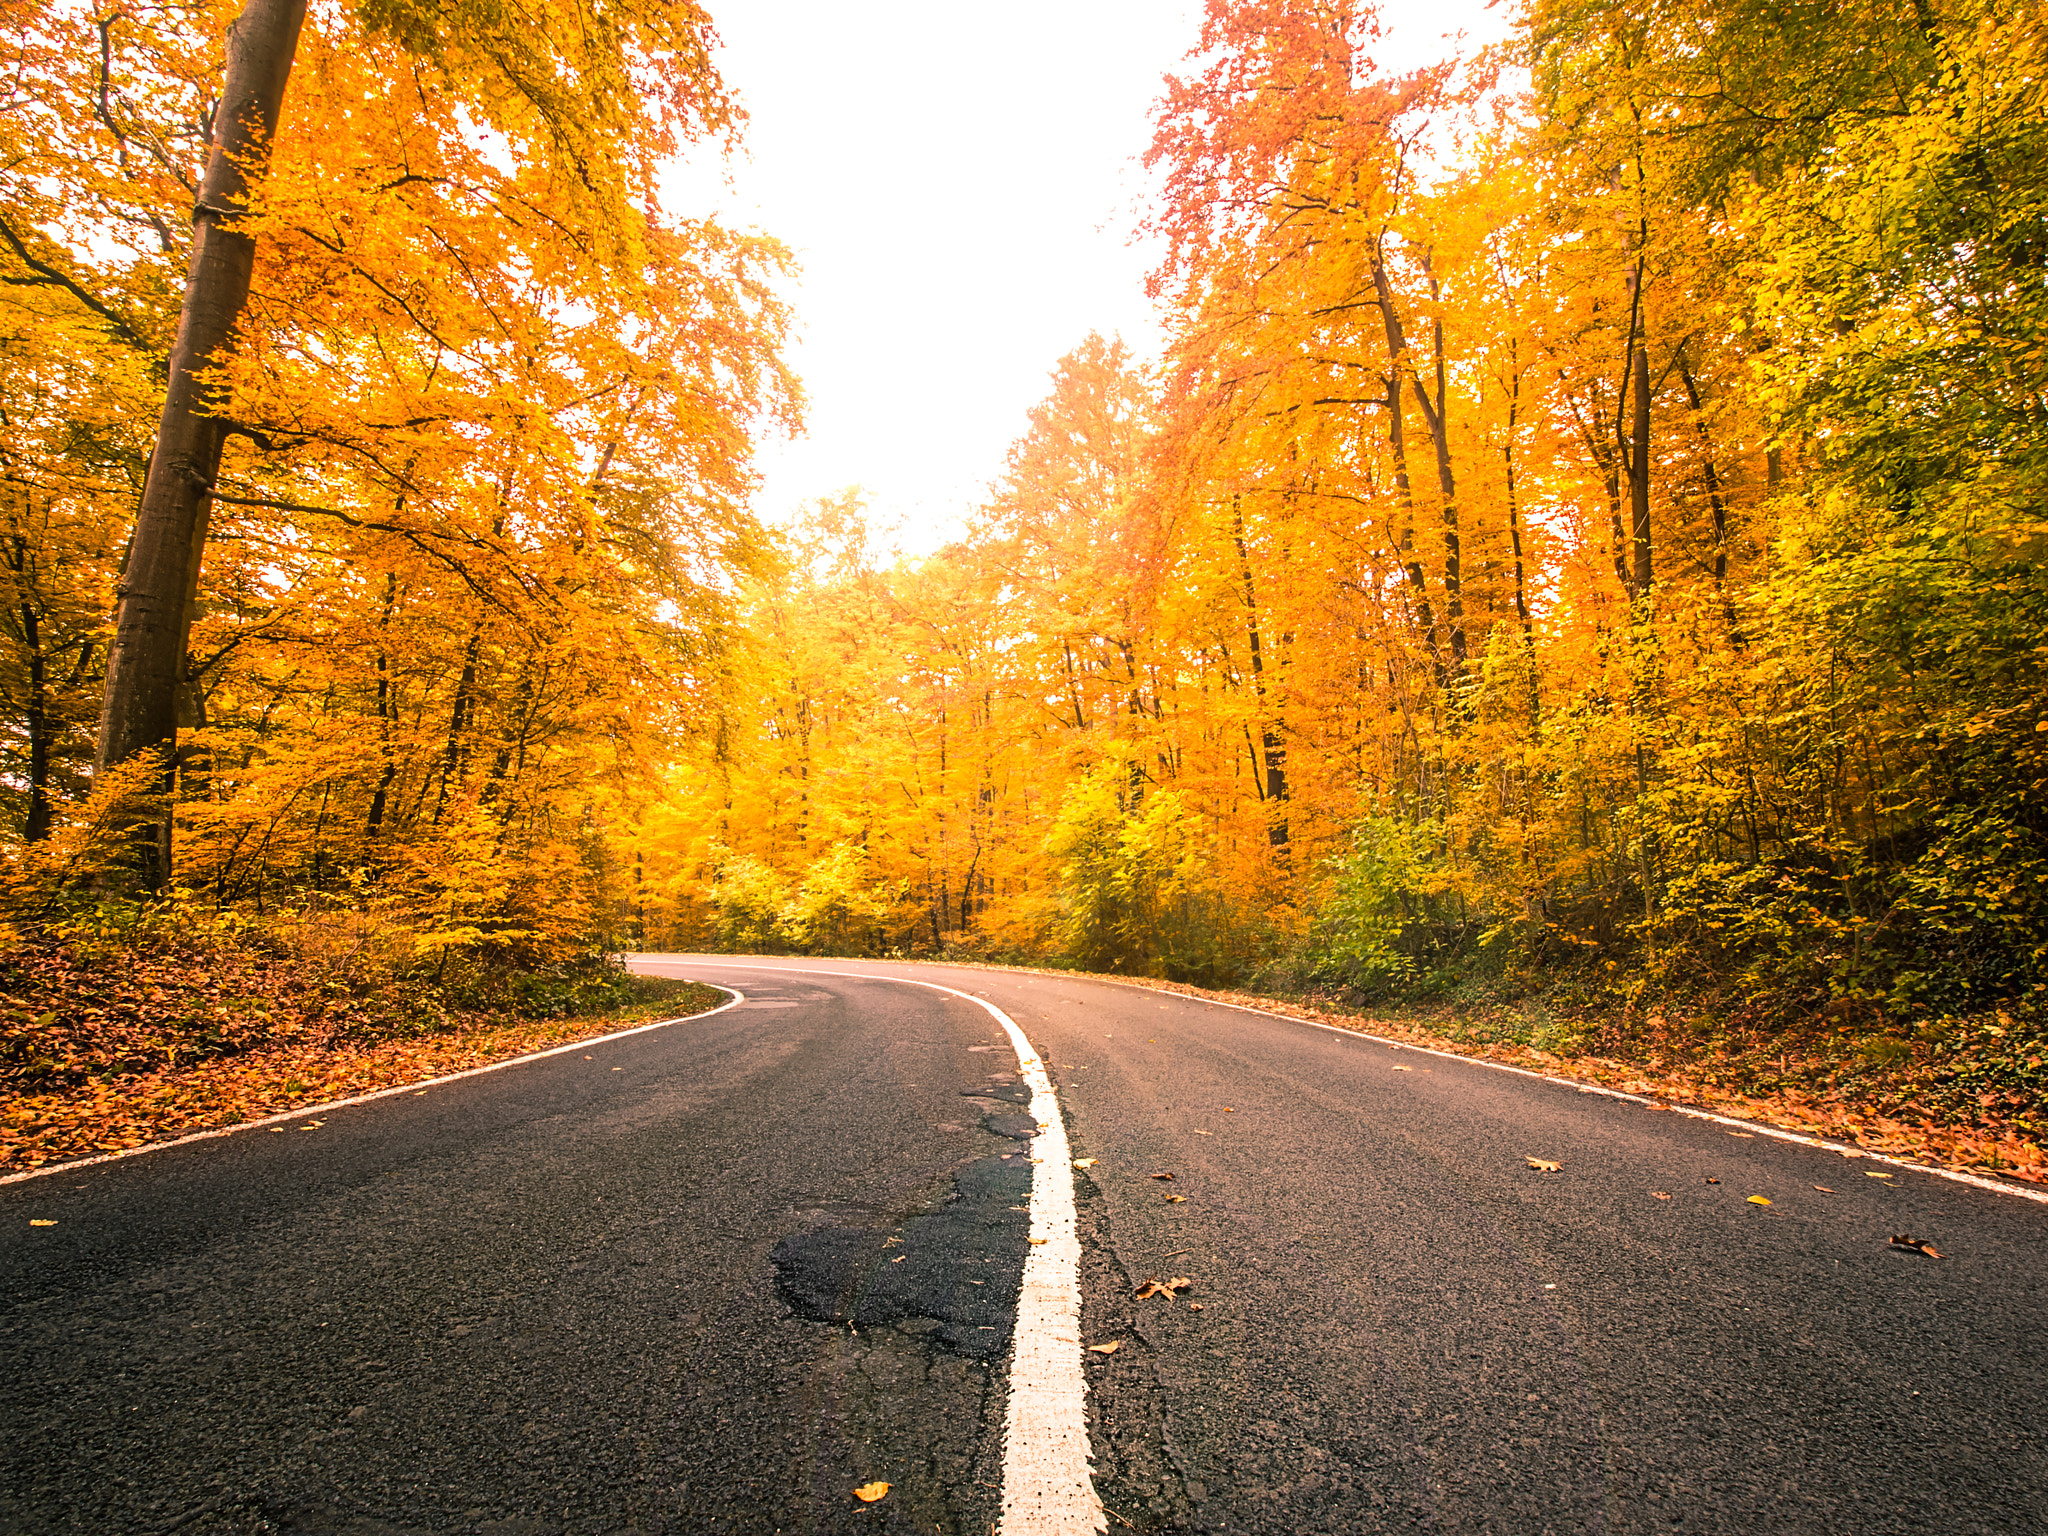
92, 0, 306, 883
1368, 243, 1456, 680
1627, 338, 1653, 596
1675, 352, 1742, 644
1231, 504, 1287, 848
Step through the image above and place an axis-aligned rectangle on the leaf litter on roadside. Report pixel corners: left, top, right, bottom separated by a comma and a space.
1526, 1157, 1562, 1172
1890, 1234, 1942, 1258
1087, 1340, 1121, 1354
852, 1481, 890, 1503
1163, 1193, 1186, 1203
1149, 1171, 1174, 1180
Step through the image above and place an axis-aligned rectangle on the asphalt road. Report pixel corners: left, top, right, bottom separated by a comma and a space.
3, 958, 2045, 1535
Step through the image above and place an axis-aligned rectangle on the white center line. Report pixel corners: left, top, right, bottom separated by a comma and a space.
674, 962, 1104, 1535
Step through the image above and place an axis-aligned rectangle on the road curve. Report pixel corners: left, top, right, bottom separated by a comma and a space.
2, 958, 2043, 1535
642, 957, 2048, 1536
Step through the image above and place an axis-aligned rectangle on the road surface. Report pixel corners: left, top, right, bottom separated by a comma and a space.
2, 955, 2043, 1534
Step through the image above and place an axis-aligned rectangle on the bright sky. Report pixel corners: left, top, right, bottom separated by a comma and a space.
671, 0, 1516, 552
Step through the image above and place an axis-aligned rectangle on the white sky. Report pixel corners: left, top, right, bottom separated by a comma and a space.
670, 0, 1516, 552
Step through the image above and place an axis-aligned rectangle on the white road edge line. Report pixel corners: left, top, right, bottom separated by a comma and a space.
663, 962, 1104, 1536
1156, 989, 2048, 1208
0, 987, 748, 1189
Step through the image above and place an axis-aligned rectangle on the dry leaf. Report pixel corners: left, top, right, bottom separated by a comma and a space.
890, 1255, 904, 1263
1222, 1107, 1234, 1112
1651, 1191, 1671, 1200
1649, 1101, 1673, 1111
1188, 1302, 1203, 1311
1747, 1195, 1772, 1206
29, 1218, 55, 1226
1840, 1149, 1865, 1159
1072, 1158, 1097, 1168
852, 1481, 890, 1503
1393, 1065, 1413, 1072
1726, 1131, 1755, 1139
1029, 1237, 1048, 1246
1866, 1171, 1893, 1179
1890, 1234, 1942, 1258
1134, 1276, 1194, 1300
1813, 1185, 1836, 1194
1164, 1194, 1186, 1203
1149, 1172, 1175, 1181
1192, 1129, 1213, 1135
1087, 1340, 1121, 1354
1705, 1177, 1721, 1184
1526, 1157, 1562, 1173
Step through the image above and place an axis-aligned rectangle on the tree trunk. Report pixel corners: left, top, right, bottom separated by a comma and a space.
20, 596, 50, 842
1629, 339, 1653, 596
1676, 352, 1741, 644
1231, 508, 1287, 848
1367, 249, 1444, 681
91, 0, 306, 882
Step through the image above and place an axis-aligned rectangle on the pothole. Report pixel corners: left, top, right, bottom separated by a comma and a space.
771, 1156, 1031, 1358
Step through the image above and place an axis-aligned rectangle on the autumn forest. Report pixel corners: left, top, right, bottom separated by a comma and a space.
3, 0, 2044, 1172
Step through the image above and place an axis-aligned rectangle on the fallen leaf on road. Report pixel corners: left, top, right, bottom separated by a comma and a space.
1890, 1234, 1942, 1258
1087, 1340, 1121, 1354
1164, 1194, 1186, 1203
1192, 1129, 1213, 1135
1527, 1157, 1562, 1172
1649, 1101, 1673, 1111
1651, 1191, 1671, 1200
1188, 1302, 1204, 1311
29, 1219, 55, 1227
1393, 1066, 1413, 1072
1705, 1177, 1721, 1184
1149, 1172, 1175, 1180
1866, 1171, 1893, 1179
1029, 1237, 1048, 1246
1747, 1195, 1772, 1206
853, 1482, 890, 1503
1814, 1185, 1835, 1194
1726, 1132, 1755, 1139
891, 1256, 904, 1263
1134, 1276, 1194, 1300
297, 1121, 324, 1131
1840, 1149, 1865, 1159
1223, 1107, 1234, 1112
1073, 1158, 1097, 1167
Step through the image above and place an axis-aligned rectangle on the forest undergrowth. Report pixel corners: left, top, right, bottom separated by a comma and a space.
0, 910, 722, 1175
